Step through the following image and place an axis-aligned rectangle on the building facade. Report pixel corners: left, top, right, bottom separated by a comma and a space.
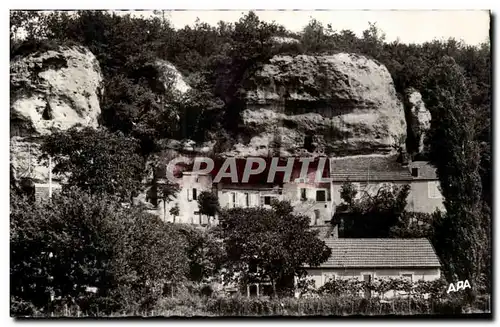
144, 155, 444, 225
302, 238, 441, 297
330, 155, 444, 215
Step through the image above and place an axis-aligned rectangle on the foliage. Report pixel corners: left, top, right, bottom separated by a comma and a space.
40, 127, 145, 200
176, 225, 225, 283
389, 211, 437, 238
204, 294, 470, 316
218, 200, 331, 296
197, 191, 220, 218
169, 203, 180, 222
423, 56, 489, 292
317, 277, 449, 300
339, 180, 357, 207
15, 291, 490, 317
10, 189, 189, 316
338, 182, 410, 237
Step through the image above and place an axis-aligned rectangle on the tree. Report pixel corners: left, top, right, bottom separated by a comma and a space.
176, 225, 225, 283
423, 56, 488, 294
169, 203, 180, 223
300, 19, 329, 53
41, 127, 145, 201
10, 10, 47, 43
338, 182, 410, 238
389, 211, 437, 238
339, 180, 357, 207
218, 200, 331, 296
146, 162, 180, 221
10, 188, 189, 315
197, 191, 220, 225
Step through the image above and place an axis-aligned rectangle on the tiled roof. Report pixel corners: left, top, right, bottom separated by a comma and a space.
408, 161, 439, 180
330, 155, 413, 182
317, 238, 441, 268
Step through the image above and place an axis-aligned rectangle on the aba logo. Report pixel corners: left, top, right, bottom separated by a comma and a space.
447, 280, 471, 293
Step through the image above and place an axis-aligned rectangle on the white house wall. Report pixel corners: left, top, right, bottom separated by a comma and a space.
331, 180, 444, 214
303, 267, 441, 298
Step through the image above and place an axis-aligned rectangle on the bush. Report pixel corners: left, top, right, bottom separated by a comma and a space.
10, 189, 189, 316
318, 277, 449, 300
203, 295, 469, 316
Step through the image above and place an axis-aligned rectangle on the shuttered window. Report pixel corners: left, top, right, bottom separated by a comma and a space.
428, 181, 442, 199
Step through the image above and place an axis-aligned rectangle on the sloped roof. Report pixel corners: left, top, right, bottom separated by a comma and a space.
317, 238, 441, 268
330, 155, 413, 182
408, 161, 439, 180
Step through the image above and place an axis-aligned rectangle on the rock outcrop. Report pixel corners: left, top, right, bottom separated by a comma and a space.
404, 88, 431, 155
227, 53, 406, 157
153, 59, 191, 95
10, 45, 103, 182
11, 45, 103, 136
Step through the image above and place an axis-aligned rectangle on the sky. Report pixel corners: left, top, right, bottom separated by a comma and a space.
126, 10, 491, 45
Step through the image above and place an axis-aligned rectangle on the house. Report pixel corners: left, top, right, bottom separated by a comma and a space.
34, 182, 62, 202
146, 154, 444, 225
157, 157, 334, 226
303, 238, 441, 296
406, 161, 445, 213
330, 155, 444, 214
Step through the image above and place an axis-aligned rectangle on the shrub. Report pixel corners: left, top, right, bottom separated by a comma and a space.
10, 189, 189, 316
202, 295, 468, 316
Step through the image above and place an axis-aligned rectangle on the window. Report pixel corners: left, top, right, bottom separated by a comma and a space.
304, 134, 315, 152
300, 188, 307, 201
411, 168, 419, 177
249, 260, 258, 273
323, 273, 336, 284
245, 193, 250, 207
192, 188, 197, 201
401, 273, 413, 282
248, 284, 258, 297
316, 190, 326, 202
232, 192, 236, 207
264, 196, 271, 205
428, 181, 442, 199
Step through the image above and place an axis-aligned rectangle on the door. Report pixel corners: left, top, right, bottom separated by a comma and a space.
363, 274, 372, 299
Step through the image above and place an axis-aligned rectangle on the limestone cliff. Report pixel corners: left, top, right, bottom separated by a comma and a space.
10, 45, 103, 182
226, 53, 407, 157
11, 45, 103, 136
404, 88, 431, 155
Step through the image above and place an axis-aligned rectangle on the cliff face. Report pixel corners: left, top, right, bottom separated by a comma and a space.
404, 88, 431, 155
10, 45, 104, 182
227, 53, 407, 157
10, 45, 103, 136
